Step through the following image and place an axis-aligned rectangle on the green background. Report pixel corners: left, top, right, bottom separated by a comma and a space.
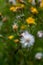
0, 0, 43, 65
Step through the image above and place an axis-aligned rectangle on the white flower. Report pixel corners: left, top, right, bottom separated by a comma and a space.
37, 31, 43, 38
32, 0, 36, 5
9, 0, 16, 5
20, 31, 35, 48
35, 52, 43, 60
12, 23, 18, 30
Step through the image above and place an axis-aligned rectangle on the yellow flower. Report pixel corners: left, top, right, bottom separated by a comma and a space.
20, 4, 25, 8
21, 25, 26, 30
10, 6, 17, 12
14, 39, 19, 43
30, 7, 38, 14
8, 35, 14, 40
26, 17, 36, 24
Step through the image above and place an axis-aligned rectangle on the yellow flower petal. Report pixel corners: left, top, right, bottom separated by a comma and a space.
26, 17, 36, 24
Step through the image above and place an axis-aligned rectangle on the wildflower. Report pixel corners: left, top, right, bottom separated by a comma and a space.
14, 39, 19, 43
37, 30, 43, 38
30, 7, 38, 14
8, 35, 14, 40
12, 23, 18, 30
26, 17, 36, 24
20, 31, 35, 48
20, 4, 25, 8
9, 0, 17, 5
31, 0, 36, 5
10, 6, 17, 12
35, 52, 43, 60
21, 25, 26, 30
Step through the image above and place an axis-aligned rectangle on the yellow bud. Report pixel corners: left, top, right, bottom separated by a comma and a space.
21, 25, 26, 30
14, 39, 19, 43
8, 35, 14, 40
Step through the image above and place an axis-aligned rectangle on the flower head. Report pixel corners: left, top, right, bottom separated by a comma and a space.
21, 25, 26, 30
9, 0, 17, 5
26, 17, 36, 24
37, 30, 43, 38
10, 6, 17, 12
30, 7, 38, 14
20, 4, 25, 8
20, 31, 35, 48
12, 23, 18, 31
35, 52, 43, 60
8, 35, 14, 40
30, 0, 36, 5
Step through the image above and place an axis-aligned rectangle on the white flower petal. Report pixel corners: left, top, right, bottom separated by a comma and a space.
20, 31, 35, 48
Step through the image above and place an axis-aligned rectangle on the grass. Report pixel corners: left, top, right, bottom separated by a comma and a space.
0, 0, 43, 65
